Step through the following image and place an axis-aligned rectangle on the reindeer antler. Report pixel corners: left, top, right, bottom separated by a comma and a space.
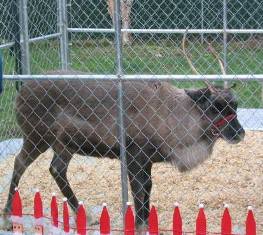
182, 29, 199, 75
207, 43, 226, 75
182, 29, 212, 88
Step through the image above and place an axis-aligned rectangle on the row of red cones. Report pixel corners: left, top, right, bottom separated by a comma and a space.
11, 188, 256, 235
12, 188, 120, 234
12, 188, 76, 234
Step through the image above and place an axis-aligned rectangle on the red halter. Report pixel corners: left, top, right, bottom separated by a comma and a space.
213, 113, 237, 128
205, 113, 237, 137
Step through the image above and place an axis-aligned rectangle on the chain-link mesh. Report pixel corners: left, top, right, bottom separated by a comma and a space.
0, 0, 262, 233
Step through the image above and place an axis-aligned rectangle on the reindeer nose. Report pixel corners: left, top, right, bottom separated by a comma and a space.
238, 128, 245, 140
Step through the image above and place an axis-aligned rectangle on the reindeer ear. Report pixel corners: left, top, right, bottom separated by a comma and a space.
185, 88, 211, 104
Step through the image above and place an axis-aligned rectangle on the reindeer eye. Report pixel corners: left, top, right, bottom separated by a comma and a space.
214, 101, 224, 111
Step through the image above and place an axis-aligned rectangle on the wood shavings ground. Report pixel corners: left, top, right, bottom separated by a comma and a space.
0, 131, 262, 234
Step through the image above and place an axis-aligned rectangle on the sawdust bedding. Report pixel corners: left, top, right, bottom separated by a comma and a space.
0, 131, 262, 234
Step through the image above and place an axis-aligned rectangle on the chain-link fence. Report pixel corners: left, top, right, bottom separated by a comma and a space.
0, 0, 263, 233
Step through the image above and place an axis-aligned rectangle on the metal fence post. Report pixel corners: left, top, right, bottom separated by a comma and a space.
201, 0, 204, 44
0, 54, 2, 94
10, 0, 22, 90
223, 0, 228, 88
113, 0, 129, 222
19, 0, 30, 75
58, 0, 69, 70
67, 0, 72, 43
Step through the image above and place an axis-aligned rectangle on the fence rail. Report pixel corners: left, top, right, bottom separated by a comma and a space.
3, 74, 263, 81
67, 28, 263, 34
2, 27, 262, 50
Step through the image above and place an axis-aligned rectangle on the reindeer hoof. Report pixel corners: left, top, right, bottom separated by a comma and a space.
136, 223, 148, 235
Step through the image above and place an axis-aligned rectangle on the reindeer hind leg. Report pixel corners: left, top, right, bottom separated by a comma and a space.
2, 139, 49, 230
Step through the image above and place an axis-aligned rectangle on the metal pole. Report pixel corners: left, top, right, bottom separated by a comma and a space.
67, 27, 263, 34
20, 0, 30, 74
114, 0, 129, 221
201, 0, 204, 44
10, 0, 21, 73
4, 74, 263, 81
10, 0, 22, 91
67, 0, 72, 43
223, 0, 228, 88
0, 33, 62, 50
58, 0, 69, 70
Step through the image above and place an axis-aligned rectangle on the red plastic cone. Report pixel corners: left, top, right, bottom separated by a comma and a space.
100, 203, 110, 234
11, 188, 24, 233
196, 204, 206, 235
34, 190, 44, 234
76, 202, 86, 235
51, 193, 58, 228
173, 202, 182, 235
246, 206, 256, 235
221, 205, 232, 235
148, 206, 158, 235
12, 189, 22, 218
124, 202, 135, 235
34, 190, 43, 219
63, 198, 70, 233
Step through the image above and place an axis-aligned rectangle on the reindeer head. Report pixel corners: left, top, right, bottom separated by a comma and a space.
182, 30, 245, 144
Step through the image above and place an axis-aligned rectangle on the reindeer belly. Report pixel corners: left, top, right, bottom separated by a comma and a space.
51, 114, 119, 158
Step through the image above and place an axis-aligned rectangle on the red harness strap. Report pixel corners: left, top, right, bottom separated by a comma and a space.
213, 113, 237, 128
204, 113, 237, 137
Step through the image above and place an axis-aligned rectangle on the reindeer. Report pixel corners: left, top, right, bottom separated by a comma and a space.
2, 32, 245, 231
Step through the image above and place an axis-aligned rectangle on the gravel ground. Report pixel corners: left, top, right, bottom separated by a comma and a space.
0, 130, 262, 234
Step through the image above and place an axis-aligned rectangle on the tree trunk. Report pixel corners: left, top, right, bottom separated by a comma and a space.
107, 0, 133, 45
